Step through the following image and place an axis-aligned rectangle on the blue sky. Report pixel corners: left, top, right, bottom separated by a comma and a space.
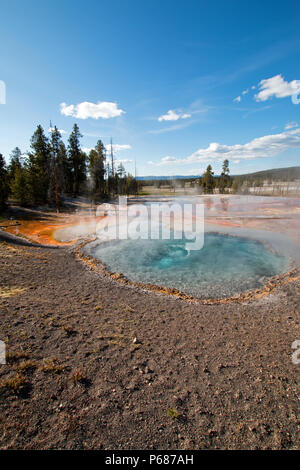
1, 0, 300, 176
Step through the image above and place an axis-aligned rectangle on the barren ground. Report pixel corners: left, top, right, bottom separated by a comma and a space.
0, 227, 299, 449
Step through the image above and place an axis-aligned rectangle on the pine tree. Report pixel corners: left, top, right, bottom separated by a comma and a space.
0, 153, 9, 212
202, 165, 215, 194
49, 126, 62, 211
124, 173, 138, 195
57, 141, 70, 194
27, 125, 50, 204
104, 161, 112, 197
88, 139, 106, 197
10, 165, 29, 206
8, 147, 22, 183
68, 124, 86, 196
116, 163, 126, 194
4, 123, 140, 206
117, 162, 125, 178
219, 159, 230, 194
8, 148, 31, 206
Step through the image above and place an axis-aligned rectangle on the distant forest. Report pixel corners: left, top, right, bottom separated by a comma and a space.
1, 131, 300, 213
232, 166, 300, 185
141, 160, 232, 194
140, 164, 300, 194
0, 124, 139, 212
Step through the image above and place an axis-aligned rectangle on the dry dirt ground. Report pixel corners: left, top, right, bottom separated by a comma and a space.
0, 230, 299, 450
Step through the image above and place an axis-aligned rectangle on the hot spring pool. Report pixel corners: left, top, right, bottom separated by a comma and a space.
91, 233, 289, 298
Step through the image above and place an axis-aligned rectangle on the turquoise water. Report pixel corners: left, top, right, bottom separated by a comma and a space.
92, 233, 288, 298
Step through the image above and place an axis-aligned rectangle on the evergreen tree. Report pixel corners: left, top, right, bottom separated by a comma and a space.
124, 173, 138, 195
88, 139, 106, 197
116, 163, 126, 194
57, 141, 70, 194
8, 148, 30, 206
49, 126, 62, 211
4, 123, 139, 206
10, 165, 29, 206
202, 165, 215, 194
68, 124, 86, 196
117, 162, 126, 178
0, 153, 9, 212
219, 159, 231, 194
27, 125, 50, 204
8, 147, 22, 183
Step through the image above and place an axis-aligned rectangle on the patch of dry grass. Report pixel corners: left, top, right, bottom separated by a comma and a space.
7, 350, 29, 363
0, 286, 27, 298
40, 358, 64, 374
70, 369, 87, 384
0, 374, 28, 394
16, 360, 37, 372
167, 408, 180, 420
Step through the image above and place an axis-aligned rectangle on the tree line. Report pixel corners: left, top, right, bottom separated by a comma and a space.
139, 160, 232, 194
0, 124, 139, 212
200, 160, 231, 194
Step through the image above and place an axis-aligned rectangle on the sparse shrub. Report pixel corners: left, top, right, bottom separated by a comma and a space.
167, 408, 180, 420
17, 360, 36, 372
40, 358, 64, 374
70, 368, 87, 384
0, 374, 27, 394
7, 350, 29, 363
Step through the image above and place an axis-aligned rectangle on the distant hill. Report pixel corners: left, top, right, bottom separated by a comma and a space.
234, 166, 300, 181
137, 166, 300, 182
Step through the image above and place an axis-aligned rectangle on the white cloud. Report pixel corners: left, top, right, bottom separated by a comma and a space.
233, 88, 249, 102
148, 128, 300, 165
188, 128, 300, 162
255, 74, 300, 102
82, 144, 131, 155
147, 156, 178, 166
60, 101, 125, 119
162, 156, 177, 162
48, 127, 66, 134
284, 121, 299, 130
60, 103, 75, 116
108, 144, 131, 152
158, 109, 191, 122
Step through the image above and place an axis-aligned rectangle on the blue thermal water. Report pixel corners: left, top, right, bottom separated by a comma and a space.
92, 233, 288, 298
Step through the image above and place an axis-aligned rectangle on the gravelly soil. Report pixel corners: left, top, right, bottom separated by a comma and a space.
0, 231, 299, 450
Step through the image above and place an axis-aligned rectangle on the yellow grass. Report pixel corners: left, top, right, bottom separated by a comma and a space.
0, 286, 27, 298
